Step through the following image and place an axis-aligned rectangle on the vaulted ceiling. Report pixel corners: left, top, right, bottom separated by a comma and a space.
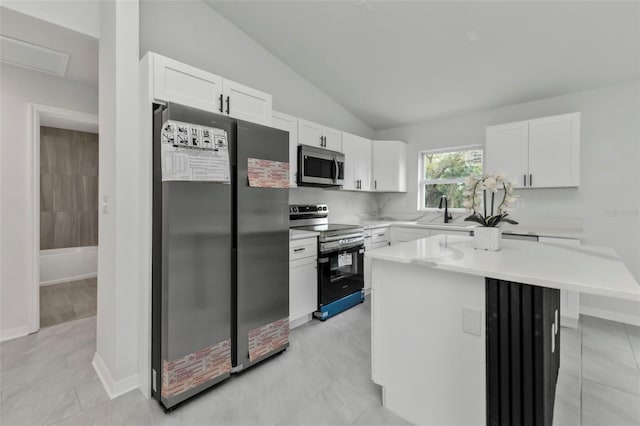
208, 1, 640, 130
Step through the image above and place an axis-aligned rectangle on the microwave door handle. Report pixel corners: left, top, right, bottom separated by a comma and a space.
332, 157, 338, 181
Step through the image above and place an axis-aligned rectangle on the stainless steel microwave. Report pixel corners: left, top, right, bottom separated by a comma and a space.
297, 145, 345, 187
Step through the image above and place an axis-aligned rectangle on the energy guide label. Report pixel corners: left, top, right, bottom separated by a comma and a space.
160, 120, 230, 182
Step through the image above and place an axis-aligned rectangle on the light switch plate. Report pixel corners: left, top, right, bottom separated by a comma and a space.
462, 306, 482, 336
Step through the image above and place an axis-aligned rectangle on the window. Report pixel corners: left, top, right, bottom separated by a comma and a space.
419, 146, 483, 210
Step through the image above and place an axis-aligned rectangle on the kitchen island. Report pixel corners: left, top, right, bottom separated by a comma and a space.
367, 234, 640, 426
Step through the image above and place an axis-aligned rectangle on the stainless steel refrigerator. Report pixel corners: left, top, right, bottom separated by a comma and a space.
151, 102, 289, 409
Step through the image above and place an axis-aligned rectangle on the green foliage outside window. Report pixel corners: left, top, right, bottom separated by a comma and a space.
422, 149, 483, 209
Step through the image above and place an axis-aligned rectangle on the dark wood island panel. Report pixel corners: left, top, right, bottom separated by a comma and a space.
486, 278, 561, 426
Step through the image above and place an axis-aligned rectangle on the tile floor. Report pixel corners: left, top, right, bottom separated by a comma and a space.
40, 278, 97, 328
1, 299, 639, 425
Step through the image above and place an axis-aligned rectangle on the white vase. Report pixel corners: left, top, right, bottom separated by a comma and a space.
474, 227, 502, 251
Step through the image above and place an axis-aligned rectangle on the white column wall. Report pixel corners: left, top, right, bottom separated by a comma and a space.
93, 0, 141, 398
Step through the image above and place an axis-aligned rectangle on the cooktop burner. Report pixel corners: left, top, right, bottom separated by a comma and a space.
289, 204, 364, 240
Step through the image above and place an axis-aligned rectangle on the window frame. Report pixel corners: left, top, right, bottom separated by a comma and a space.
417, 145, 484, 212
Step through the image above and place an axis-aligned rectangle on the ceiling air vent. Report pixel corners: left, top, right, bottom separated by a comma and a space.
0, 35, 70, 77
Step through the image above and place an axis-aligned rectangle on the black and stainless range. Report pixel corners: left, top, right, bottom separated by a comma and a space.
290, 204, 365, 320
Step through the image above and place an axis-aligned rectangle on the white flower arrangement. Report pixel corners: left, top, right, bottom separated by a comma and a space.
463, 173, 519, 227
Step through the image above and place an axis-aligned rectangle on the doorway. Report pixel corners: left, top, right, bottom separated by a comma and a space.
29, 105, 99, 332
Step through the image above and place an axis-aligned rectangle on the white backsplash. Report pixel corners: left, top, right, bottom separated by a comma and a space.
289, 186, 377, 224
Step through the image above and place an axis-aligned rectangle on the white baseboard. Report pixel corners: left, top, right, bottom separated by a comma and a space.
0, 325, 32, 342
40, 272, 97, 286
290, 313, 313, 330
92, 352, 139, 399
560, 316, 579, 329
580, 306, 640, 327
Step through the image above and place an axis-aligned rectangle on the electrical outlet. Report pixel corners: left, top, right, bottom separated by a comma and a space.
462, 306, 482, 336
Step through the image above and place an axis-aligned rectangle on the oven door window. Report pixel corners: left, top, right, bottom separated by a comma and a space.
318, 246, 364, 307
331, 250, 358, 280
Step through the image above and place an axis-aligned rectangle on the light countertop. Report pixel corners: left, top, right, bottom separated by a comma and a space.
289, 229, 319, 241
366, 234, 640, 301
359, 220, 583, 239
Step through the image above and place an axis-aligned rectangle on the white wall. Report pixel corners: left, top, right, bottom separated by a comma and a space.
290, 187, 376, 223
93, 0, 140, 398
139, 0, 373, 139
375, 81, 640, 323
0, 64, 98, 340
1, 0, 100, 38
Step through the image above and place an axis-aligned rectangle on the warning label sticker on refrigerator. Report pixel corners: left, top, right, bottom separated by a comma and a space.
248, 317, 289, 362
160, 120, 230, 182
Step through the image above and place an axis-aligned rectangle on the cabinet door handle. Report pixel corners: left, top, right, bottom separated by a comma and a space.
377, 233, 386, 237
225, 96, 230, 114
523, 174, 527, 187
219, 94, 224, 113
529, 174, 533, 186
374, 180, 377, 190
293, 247, 306, 252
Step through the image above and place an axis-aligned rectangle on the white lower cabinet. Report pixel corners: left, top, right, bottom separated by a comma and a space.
364, 227, 390, 293
289, 237, 317, 328
538, 236, 581, 329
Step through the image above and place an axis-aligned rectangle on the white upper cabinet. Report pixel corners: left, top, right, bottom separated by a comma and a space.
528, 113, 580, 188
485, 121, 529, 188
298, 119, 342, 152
222, 79, 272, 126
485, 112, 580, 188
342, 132, 372, 191
153, 53, 223, 114
148, 52, 272, 126
372, 140, 407, 192
271, 111, 298, 188
321, 126, 342, 152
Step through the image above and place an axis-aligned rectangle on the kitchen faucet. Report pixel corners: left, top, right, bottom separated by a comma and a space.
439, 195, 453, 223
